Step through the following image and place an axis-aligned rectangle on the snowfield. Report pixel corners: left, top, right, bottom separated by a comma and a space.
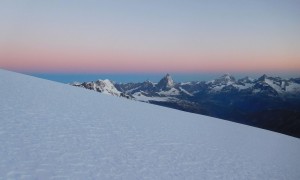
1, 69, 300, 180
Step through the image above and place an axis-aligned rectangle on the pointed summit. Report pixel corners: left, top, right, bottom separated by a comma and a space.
157, 73, 174, 90
93, 79, 121, 96
258, 74, 268, 81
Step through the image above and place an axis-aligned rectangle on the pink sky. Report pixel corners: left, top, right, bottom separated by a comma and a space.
0, 1, 299, 74
1, 45, 299, 73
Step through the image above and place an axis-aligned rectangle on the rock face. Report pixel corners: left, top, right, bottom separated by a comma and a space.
71, 74, 300, 138
156, 74, 174, 90
71, 79, 131, 98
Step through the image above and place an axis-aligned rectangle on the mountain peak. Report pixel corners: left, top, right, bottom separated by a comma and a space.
165, 73, 173, 80
157, 73, 174, 90
95, 79, 114, 86
214, 74, 236, 84
258, 74, 268, 81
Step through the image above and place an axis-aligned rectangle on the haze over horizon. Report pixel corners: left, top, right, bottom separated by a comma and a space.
24, 72, 300, 84
1, 0, 300, 77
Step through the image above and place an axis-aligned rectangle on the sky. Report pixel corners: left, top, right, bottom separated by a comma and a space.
0, 0, 300, 81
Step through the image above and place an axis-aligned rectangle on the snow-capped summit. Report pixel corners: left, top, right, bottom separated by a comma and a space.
206, 74, 236, 92
156, 73, 175, 90
71, 79, 122, 97
94, 79, 121, 96
258, 74, 268, 81
209, 74, 236, 86
218, 73, 236, 83
254, 75, 297, 94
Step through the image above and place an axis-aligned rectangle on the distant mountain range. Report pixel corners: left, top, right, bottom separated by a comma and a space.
71, 74, 300, 138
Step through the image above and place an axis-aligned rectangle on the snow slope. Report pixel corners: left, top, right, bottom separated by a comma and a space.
132, 92, 171, 102
1, 69, 300, 180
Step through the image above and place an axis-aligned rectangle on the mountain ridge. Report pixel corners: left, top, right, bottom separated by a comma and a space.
71, 73, 300, 137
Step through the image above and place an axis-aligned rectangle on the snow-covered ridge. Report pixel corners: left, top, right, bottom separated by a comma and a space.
71, 73, 300, 99
1, 69, 300, 179
72, 79, 125, 97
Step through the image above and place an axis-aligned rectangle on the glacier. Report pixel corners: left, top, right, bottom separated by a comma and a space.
0, 69, 300, 179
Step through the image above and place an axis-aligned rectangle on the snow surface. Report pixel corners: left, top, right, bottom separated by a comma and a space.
179, 87, 193, 96
158, 87, 180, 96
265, 79, 283, 93
1, 69, 300, 180
211, 85, 225, 92
180, 82, 192, 85
233, 83, 254, 90
132, 92, 171, 102
252, 89, 261, 93
285, 82, 300, 93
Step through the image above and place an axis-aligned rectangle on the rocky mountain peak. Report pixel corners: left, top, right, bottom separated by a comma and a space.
213, 74, 236, 85
157, 74, 175, 90
258, 74, 268, 81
